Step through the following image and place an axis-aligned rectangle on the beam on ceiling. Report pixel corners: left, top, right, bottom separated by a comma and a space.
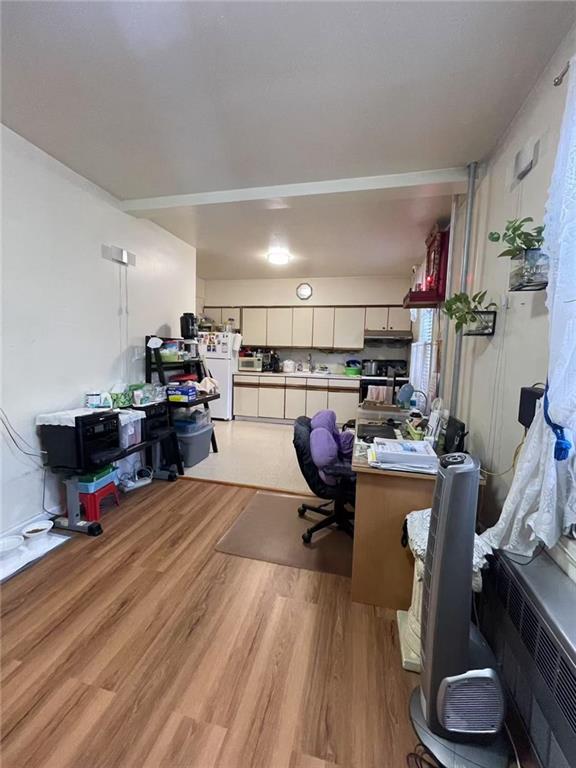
120, 167, 468, 212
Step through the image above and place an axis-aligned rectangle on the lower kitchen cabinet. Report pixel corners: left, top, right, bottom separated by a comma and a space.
233, 383, 259, 417
305, 386, 328, 417
284, 381, 307, 420
258, 384, 286, 418
328, 390, 360, 425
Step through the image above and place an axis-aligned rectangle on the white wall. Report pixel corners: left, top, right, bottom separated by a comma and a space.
442, 26, 575, 563
1, 127, 196, 532
203, 276, 409, 308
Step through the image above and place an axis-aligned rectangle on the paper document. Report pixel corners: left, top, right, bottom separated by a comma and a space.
369, 438, 438, 468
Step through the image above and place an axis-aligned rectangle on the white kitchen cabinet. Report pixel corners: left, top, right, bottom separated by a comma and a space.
312, 307, 335, 348
328, 378, 360, 424
204, 307, 222, 323
305, 378, 328, 417
221, 307, 241, 330
233, 380, 259, 417
241, 308, 267, 346
365, 306, 389, 331
333, 307, 365, 349
284, 382, 307, 420
266, 308, 293, 347
292, 307, 313, 347
258, 386, 285, 418
387, 307, 412, 332
328, 392, 360, 425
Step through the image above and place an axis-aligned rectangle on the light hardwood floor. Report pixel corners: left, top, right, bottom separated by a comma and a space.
1, 480, 417, 768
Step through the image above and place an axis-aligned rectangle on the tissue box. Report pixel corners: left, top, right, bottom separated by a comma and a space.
167, 385, 197, 403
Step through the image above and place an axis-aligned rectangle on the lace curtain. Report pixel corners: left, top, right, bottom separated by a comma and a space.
481, 56, 576, 555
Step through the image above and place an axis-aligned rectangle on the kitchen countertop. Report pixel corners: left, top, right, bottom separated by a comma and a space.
234, 370, 360, 381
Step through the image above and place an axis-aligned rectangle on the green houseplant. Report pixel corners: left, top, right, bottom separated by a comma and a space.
488, 217, 548, 291
442, 291, 497, 334
487, 217, 544, 258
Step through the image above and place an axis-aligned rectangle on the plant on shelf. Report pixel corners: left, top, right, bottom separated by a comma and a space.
488, 217, 548, 291
442, 291, 497, 334
487, 217, 544, 258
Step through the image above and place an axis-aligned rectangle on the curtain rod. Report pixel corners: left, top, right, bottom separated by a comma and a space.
554, 61, 570, 87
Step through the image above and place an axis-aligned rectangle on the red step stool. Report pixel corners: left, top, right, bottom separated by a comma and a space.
79, 481, 120, 522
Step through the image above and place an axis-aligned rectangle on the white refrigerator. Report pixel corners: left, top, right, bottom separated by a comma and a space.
197, 332, 240, 420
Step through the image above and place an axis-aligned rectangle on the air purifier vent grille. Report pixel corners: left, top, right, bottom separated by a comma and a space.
439, 677, 504, 733
494, 558, 576, 737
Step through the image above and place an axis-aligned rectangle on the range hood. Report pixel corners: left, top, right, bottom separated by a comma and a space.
364, 329, 413, 341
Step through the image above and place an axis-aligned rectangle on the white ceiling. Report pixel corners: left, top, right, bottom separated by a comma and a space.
141, 187, 453, 279
2, 1, 574, 201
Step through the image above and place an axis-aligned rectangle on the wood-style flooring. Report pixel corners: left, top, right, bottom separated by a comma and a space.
1, 480, 418, 768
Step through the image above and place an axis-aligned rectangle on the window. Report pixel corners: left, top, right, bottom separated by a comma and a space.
409, 308, 438, 412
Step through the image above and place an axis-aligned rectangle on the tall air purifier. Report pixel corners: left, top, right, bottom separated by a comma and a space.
409, 453, 510, 768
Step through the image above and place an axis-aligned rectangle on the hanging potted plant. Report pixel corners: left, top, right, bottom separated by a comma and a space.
488, 217, 548, 291
442, 291, 497, 336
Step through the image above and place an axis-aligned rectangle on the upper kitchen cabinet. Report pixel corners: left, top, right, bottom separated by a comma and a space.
266, 308, 293, 347
387, 307, 412, 332
292, 307, 313, 347
202, 307, 241, 330
242, 307, 267, 346
312, 307, 335, 348
221, 307, 241, 330
365, 306, 412, 333
365, 306, 389, 331
333, 307, 365, 349
203, 306, 222, 323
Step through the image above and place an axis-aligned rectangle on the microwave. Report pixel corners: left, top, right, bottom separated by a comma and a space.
238, 356, 263, 372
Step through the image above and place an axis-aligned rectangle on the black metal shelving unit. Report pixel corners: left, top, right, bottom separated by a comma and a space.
145, 336, 219, 453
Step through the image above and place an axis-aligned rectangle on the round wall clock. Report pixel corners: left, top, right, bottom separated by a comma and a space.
296, 282, 313, 301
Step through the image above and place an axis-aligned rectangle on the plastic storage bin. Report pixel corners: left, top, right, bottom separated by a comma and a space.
178, 424, 213, 468
77, 468, 118, 494
173, 409, 211, 435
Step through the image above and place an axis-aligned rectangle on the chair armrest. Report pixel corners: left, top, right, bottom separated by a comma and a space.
322, 461, 356, 481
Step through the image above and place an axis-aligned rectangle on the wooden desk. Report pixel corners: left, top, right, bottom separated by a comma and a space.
351, 452, 435, 609
351, 448, 485, 610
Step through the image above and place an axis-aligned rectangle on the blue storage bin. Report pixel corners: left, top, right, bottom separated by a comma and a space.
78, 469, 118, 494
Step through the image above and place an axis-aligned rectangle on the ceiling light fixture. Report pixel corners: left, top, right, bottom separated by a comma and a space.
266, 247, 292, 265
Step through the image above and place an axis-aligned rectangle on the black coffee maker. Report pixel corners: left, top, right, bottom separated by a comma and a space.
180, 313, 198, 339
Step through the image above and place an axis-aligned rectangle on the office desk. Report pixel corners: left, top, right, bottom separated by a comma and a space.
351, 446, 485, 610
351, 450, 435, 609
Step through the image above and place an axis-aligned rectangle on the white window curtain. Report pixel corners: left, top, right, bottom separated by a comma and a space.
409, 309, 438, 412
481, 57, 576, 556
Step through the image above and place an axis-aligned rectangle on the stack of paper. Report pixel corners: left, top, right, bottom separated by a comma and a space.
368, 438, 438, 470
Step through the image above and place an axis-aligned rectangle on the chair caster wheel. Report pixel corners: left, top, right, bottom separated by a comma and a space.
298, 505, 306, 517
302, 531, 312, 544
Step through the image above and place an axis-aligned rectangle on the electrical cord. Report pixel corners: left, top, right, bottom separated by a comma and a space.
0, 407, 45, 452
502, 541, 545, 567
0, 407, 46, 459
406, 743, 441, 767
504, 722, 522, 768
480, 437, 525, 478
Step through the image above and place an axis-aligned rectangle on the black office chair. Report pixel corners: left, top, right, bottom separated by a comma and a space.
293, 416, 355, 544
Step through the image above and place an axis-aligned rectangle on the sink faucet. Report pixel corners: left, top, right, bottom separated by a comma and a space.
307, 352, 314, 372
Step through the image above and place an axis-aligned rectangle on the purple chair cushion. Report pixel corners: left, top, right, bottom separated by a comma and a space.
311, 409, 339, 438
338, 430, 354, 460
310, 426, 340, 485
